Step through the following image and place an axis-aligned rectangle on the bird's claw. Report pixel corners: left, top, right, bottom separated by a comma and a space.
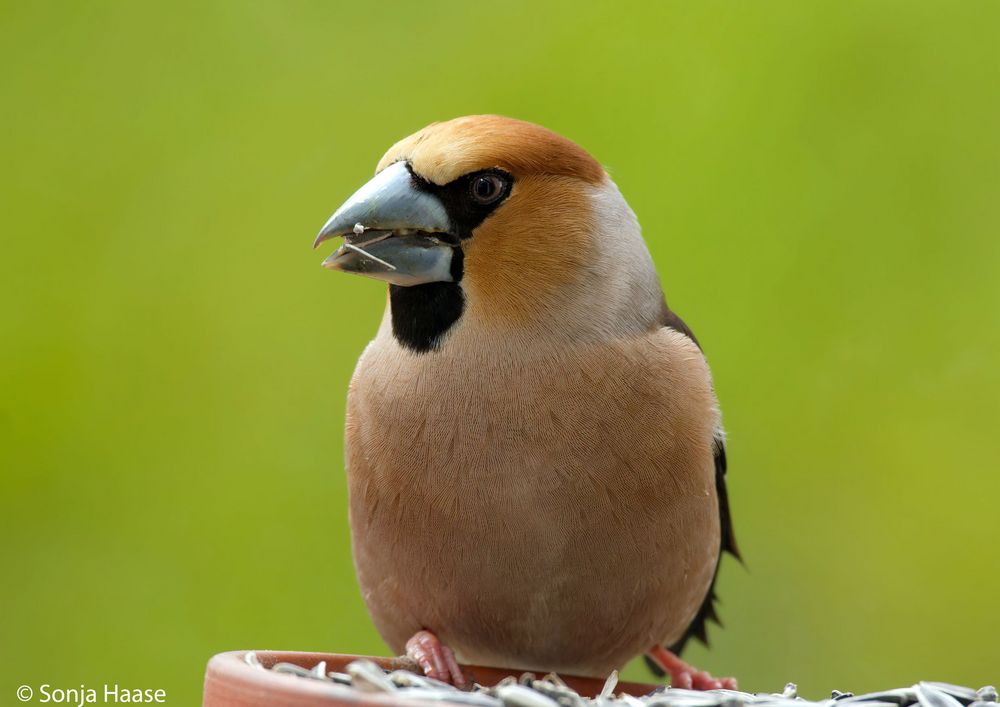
647, 644, 737, 691
686, 670, 738, 691
405, 630, 467, 689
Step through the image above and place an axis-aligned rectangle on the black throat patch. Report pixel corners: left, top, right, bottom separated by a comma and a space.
389, 281, 464, 353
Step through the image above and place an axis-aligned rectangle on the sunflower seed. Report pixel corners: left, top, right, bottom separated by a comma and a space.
711, 689, 754, 701
646, 697, 724, 707
654, 688, 721, 701
977, 687, 998, 703
272, 662, 316, 678
347, 659, 397, 692
917, 684, 965, 707
498, 684, 561, 707
405, 689, 504, 706
390, 671, 459, 690
601, 672, 620, 700
921, 684, 978, 704
845, 689, 919, 705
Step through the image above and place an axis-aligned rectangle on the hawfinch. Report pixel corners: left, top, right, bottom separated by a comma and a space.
314, 116, 739, 690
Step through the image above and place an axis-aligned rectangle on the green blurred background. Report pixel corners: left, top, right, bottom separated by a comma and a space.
2, 1, 998, 703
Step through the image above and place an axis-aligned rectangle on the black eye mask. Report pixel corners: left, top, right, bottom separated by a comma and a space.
407, 164, 513, 240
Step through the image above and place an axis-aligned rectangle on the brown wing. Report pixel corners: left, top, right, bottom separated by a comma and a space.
647, 303, 740, 669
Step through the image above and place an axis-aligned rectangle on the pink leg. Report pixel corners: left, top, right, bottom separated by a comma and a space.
405, 630, 466, 688
647, 645, 737, 691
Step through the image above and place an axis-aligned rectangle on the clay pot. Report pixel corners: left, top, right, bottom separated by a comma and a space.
203, 651, 658, 707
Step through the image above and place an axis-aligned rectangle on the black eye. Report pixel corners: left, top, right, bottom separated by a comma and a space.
469, 173, 506, 205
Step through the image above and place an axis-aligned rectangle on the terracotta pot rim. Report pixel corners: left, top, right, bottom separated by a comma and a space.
203, 650, 660, 707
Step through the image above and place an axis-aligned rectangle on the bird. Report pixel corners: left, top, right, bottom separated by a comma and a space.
313, 115, 739, 691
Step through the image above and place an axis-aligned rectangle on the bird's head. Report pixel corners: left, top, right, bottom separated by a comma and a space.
315, 115, 663, 353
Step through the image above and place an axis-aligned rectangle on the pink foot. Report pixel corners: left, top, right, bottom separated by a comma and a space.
405, 630, 466, 688
647, 644, 737, 691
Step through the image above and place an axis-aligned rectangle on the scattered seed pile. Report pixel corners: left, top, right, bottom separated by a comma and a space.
244, 653, 996, 707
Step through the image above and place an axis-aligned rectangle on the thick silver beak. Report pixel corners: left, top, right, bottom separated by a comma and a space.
314, 162, 458, 287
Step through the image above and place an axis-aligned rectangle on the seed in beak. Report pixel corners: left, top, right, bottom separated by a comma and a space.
341, 242, 397, 271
